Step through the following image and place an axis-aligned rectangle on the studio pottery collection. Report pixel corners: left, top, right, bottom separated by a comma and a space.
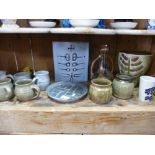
0, 43, 153, 105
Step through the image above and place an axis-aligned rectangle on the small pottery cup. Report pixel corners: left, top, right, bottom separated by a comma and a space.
0, 70, 13, 80
89, 78, 112, 104
14, 72, 31, 82
33, 70, 50, 91
112, 74, 135, 99
15, 79, 40, 101
0, 78, 14, 102
139, 76, 155, 102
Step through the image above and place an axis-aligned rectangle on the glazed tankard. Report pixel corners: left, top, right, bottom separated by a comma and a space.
15, 79, 40, 101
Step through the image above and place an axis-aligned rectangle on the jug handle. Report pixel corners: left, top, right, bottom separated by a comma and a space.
31, 85, 40, 99
90, 56, 100, 79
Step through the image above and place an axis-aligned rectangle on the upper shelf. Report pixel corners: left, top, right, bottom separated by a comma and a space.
1, 27, 155, 35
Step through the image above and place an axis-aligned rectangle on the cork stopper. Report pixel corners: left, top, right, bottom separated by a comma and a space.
100, 45, 109, 54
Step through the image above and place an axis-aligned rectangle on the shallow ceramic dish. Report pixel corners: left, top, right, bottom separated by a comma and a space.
118, 52, 152, 77
29, 21, 56, 28
110, 22, 138, 29
47, 82, 88, 103
69, 19, 99, 28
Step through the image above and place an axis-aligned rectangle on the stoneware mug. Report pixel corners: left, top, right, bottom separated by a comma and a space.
15, 79, 40, 101
14, 72, 31, 82
0, 70, 13, 80
33, 70, 50, 91
0, 78, 14, 102
139, 76, 155, 102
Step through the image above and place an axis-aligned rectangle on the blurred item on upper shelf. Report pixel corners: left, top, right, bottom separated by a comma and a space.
110, 19, 138, 29
29, 19, 57, 28
60, 19, 105, 28
45, 19, 60, 26
1, 19, 20, 28
147, 19, 155, 30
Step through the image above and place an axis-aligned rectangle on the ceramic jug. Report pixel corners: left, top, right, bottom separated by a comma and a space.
0, 78, 14, 102
15, 79, 40, 101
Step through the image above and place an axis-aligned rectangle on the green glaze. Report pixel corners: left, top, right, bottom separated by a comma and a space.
89, 78, 112, 104
112, 74, 134, 99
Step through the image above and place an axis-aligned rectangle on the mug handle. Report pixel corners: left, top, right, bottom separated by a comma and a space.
32, 77, 38, 84
6, 74, 14, 81
31, 85, 40, 99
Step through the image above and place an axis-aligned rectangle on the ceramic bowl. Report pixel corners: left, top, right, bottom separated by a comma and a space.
29, 21, 56, 28
118, 52, 152, 77
69, 19, 99, 28
110, 22, 138, 29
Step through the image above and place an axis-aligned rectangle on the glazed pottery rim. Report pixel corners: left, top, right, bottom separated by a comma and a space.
140, 76, 155, 82
14, 72, 30, 76
91, 78, 112, 87
0, 78, 11, 84
116, 73, 136, 81
15, 79, 33, 86
35, 70, 49, 75
119, 51, 152, 56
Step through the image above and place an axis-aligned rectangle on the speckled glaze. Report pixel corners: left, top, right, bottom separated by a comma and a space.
0, 78, 14, 102
89, 78, 112, 104
15, 79, 40, 101
112, 74, 134, 99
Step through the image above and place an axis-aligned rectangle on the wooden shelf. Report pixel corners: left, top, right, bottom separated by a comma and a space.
0, 89, 155, 134
0, 28, 50, 33
0, 27, 155, 35
50, 28, 115, 35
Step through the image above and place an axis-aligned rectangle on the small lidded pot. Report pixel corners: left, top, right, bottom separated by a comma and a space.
89, 78, 112, 104
0, 78, 14, 102
112, 74, 134, 99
